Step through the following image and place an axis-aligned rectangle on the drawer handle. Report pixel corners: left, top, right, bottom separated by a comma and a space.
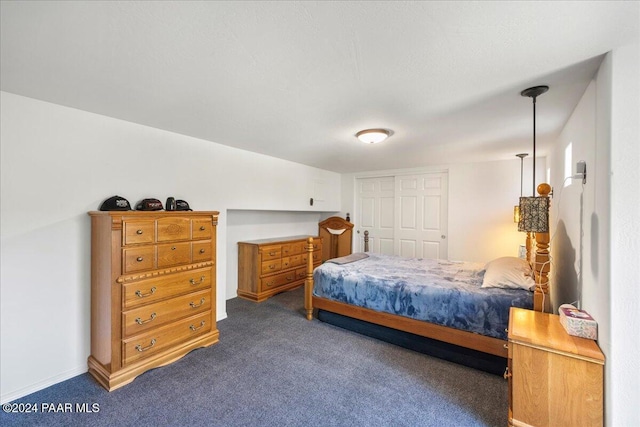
503, 367, 512, 380
503, 343, 509, 349
200, 226, 206, 231
136, 256, 144, 262
269, 251, 276, 256
135, 312, 157, 325
190, 276, 206, 285
135, 287, 157, 298
199, 249, 205, 254
135, 339, 156, 352
136, 229, 143, 235
190, 321, 206, 331
269, 264, 276, 269
286, 275, 294, 281
190, 298, 206, 308
171, 246, 176, 250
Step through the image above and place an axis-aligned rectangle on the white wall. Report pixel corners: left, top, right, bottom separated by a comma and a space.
448, 159, 547, 263
340, 159, 547, 264
548, 80, 601, 312
608, 43, 639, 427
0, 91, 341, 403
548, 44, 639, 426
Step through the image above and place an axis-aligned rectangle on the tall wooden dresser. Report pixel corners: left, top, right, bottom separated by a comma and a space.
88, 210, 219, 391
237, 235, 322, 302
507, 307, 604, 427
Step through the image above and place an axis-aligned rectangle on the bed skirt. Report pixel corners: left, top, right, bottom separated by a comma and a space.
317, 309, 507, 376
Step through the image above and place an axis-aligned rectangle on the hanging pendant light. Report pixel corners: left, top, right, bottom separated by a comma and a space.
518, 86, 550, 233
513, 153, 528, 223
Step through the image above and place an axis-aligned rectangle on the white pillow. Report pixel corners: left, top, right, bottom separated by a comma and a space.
481, 257, 535, 291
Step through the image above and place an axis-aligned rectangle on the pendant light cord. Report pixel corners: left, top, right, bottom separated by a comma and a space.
521, 85, 548, 196
520, 157, 524, 197
532, 96, 537, 196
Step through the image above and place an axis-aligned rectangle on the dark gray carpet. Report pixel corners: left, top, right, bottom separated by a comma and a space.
1, 287, 507, 426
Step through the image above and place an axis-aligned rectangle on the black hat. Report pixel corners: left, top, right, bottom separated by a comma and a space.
175, 199, 192, 211
99, 195, 131, 211
135, 198, 164, 211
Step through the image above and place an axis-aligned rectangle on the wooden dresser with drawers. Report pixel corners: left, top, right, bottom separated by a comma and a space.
237, 235, 322, 302
88, 210, 219, 391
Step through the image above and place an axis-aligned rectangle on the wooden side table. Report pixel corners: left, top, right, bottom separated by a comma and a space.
507, 307, 604, 427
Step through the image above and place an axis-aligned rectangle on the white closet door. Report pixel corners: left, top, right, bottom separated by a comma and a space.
355, 172, 448, 259
356, 176, 395, 254
395, 173, 448, 259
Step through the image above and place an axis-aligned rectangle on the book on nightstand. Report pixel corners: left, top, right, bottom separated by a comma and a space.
559, 304, 598, 340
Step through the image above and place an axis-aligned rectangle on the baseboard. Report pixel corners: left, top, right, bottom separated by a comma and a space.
1, 366, 87, 404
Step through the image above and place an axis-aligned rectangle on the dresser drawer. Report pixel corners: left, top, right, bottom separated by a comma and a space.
295, 267, 308, 281
123, 220, 155, 245
302, 251, 321, 264
289, 242, 305, 255
289, 254, 302, 268
260, 269, 299, 292
261, 259, 282, 275
123, 246, 156, 273
281, 244, 293, 257
281, 257, 292, 270
122, 311, 211, 366
122, 289, 211, 337
157, 242, 192, 268
192, 219, 212, 240
192, 241, 212, 263
122, 268, 211, 309
260, 245, 281, 261
157, 217, 191, 242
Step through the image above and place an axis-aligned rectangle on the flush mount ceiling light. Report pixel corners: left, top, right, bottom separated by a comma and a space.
356, 128, 390, 144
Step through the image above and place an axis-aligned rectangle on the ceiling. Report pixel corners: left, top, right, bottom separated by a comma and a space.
1, 1, 638, 173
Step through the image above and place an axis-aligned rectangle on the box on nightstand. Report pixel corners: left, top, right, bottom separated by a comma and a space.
559, 304, 598, 339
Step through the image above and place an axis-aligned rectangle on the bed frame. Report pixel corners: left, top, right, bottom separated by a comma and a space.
304, 184, 552, 359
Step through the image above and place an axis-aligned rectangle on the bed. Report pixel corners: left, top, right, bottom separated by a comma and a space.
303, 184, 552, 369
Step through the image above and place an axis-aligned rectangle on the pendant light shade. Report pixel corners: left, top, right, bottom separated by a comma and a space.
518, 196, 550, 233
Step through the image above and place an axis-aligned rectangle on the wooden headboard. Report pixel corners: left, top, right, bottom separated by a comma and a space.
318, 216, 354, 262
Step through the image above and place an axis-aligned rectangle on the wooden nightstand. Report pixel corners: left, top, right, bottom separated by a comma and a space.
507, 307, 604, 427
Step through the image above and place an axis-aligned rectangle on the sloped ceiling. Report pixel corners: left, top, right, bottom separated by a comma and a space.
1, 1, 638, 173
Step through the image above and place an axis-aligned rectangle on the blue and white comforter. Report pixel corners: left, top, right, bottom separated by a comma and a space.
313, 253, 532, 340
